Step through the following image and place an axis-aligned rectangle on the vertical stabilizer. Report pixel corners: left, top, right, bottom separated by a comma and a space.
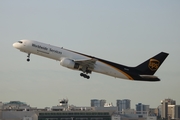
135, 52, 169, 75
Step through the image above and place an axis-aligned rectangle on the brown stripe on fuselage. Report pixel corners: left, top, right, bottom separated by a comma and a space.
63, 48, 134, 80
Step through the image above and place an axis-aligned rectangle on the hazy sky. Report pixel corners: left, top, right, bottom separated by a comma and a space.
0, 0, 180, 108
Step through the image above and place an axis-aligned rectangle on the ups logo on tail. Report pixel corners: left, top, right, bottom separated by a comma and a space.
148, 59, 160, 71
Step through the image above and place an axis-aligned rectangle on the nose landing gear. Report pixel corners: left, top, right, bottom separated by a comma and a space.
27, 53, 30, 62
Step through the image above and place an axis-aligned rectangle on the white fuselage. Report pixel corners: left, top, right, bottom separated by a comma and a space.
13, 40, 132, 80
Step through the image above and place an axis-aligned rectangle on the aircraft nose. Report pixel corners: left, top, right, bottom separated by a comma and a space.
13, 43, 20, 49
13, 43, 17, 48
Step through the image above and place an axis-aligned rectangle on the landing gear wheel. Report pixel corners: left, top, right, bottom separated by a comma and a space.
80, 73, 84, 76
86, 76, 90, 79
80, 73, 90, 79
27, 58, 30, 62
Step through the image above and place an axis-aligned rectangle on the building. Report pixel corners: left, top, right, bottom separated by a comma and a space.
175, 105, 180, 119
168, 105, 176, 119
164, 105, 180, 120
1, 110, 112, 120
149, 108, 158, 116
2, 101, 38, 111
136, 103, 149, 115
117, 99, 131, 111
91, 99, 106, 107
1, 111, 38, 120
116, 100, 122, 111
91, 99, 100, 107
100, 99, 106, 107
0, 102, 3, 109
38, 111, 111, 120
0, 100, 113, 120
121, 109, 136, 115
161, 98, 176, 119
0, 99, 161, 120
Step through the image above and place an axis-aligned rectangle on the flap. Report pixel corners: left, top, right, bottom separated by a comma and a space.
74, 58, 97, 70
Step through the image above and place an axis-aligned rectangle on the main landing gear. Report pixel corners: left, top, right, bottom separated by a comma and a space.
80, 73, 90, 79
27, 53, 30, 62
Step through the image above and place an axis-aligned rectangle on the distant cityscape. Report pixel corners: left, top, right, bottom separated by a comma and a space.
0, 98, 180, 120
91, 98, 180, 119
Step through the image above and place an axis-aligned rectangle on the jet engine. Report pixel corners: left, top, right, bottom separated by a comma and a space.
60, 58, 79, 69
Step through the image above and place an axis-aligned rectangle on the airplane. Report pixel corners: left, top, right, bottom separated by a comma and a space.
13, 39, 169, 81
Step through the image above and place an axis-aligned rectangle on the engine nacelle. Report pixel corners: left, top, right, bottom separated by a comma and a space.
60, 58, 79, 69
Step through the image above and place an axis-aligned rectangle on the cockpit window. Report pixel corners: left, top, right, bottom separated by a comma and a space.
18, 41, 23, 44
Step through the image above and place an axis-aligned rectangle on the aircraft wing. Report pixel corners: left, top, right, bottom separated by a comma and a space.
74, 58, 97, 70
